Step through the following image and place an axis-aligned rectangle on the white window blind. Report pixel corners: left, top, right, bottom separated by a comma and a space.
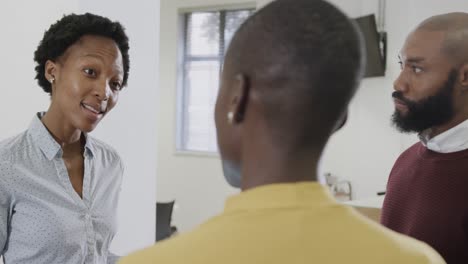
178, 8, 253, 153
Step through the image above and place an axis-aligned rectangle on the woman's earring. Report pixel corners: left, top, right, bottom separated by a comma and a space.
49, 77, 55, 84
227, 112, 234, 124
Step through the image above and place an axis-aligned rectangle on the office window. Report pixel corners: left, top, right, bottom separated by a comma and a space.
178, 8, 254, 153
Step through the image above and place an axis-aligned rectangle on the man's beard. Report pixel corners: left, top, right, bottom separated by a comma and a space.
391, 70, 457, 133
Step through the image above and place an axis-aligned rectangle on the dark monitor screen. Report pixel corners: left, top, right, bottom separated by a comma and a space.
354, 14, 386, 77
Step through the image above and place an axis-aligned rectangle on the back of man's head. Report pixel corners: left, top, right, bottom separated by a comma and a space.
223, 0, 364, 151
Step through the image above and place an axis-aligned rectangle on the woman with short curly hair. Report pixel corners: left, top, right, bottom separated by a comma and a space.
0, 13, 130, 264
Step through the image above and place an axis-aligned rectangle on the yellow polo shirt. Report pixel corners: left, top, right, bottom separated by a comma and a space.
120, 182, 444, 264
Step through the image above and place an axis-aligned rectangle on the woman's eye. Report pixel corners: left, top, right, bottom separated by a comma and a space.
111, 81, 122, 91
84, 68, 96, 77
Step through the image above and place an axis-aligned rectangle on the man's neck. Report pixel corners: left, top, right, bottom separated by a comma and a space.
429, 114, 468, 138
240, 148, 320, 191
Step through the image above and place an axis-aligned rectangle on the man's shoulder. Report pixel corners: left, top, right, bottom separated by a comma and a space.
349, 214, 445, 263
392, 141, 423, 165
401, 141, 423, 156
119, 209, 446, 264
382, 229, 446, 263
119, 231, 445, 264
119, 233, 199, 264
119, 217, 229, 264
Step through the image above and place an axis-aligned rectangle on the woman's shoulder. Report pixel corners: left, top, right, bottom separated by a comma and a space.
0, 131, 29, 163
86, 136, 123, 161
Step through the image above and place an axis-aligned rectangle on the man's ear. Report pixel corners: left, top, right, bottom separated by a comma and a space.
459, 63, 468, 89
229, 74, 250, 124
44, 60, 58, 84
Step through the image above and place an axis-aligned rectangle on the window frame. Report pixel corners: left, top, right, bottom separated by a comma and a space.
175, 4, 255, 155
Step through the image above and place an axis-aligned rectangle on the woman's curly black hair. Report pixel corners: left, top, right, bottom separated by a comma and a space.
34, 13, 130, 94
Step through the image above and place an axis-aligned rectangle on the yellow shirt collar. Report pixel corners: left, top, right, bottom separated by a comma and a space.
224, 182, 337, 213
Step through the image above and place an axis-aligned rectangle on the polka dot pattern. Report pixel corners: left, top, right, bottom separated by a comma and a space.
0, 113, 123, 264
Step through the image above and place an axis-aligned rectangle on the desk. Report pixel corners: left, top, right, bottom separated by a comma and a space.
343, 196, 384, 222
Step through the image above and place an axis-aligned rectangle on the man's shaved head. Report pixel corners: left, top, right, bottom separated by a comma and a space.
392, 12, 468, 136
221, 0, 364, 151
417, 12, 468, 65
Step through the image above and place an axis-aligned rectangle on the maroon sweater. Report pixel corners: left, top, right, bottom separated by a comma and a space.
381, 142, 468, 263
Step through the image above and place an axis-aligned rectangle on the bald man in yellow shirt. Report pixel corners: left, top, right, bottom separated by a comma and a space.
120, 0, 445, 263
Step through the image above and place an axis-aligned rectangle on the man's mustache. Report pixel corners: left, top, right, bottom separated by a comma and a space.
392, 91, 415, 106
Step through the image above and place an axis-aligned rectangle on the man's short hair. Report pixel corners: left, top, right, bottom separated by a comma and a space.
224, 0, 364, 150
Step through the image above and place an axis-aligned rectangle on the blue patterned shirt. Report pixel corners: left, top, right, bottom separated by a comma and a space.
0, 113, 123, 264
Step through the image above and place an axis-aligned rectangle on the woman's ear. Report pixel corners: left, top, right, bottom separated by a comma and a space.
45, 60, 58, 84
229, 74, 250, 124
459, 63, 468, 89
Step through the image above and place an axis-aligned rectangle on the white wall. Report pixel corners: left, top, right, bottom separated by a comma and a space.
0, 0, 159, 257
0, 0, 79, 137
157, 0, 468, 233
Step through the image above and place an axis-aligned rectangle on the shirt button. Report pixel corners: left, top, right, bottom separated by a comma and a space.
85, 214, 91, 220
